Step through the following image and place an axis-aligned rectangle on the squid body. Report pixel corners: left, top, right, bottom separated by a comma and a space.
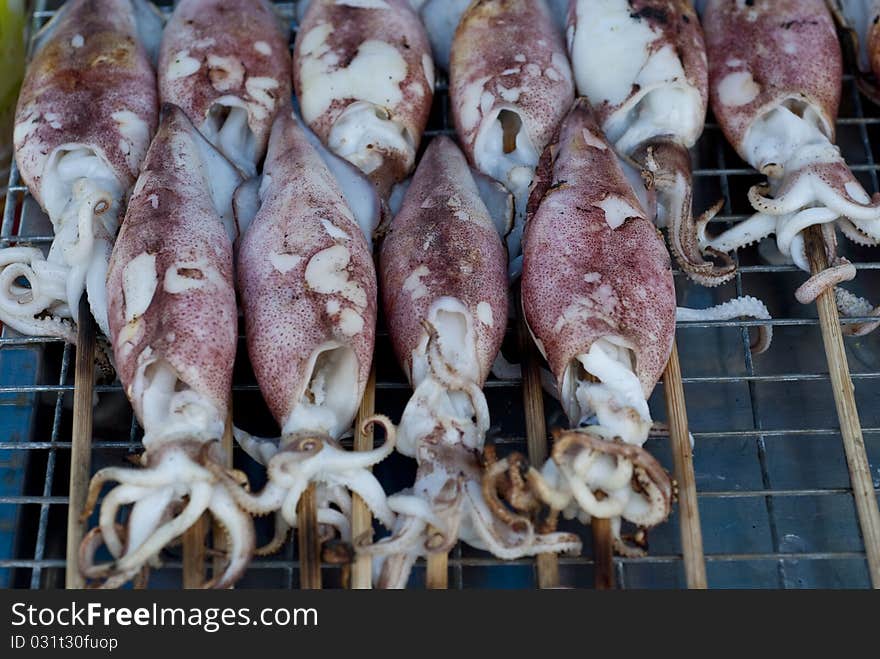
215, 110, 395, 549
522, 100, 675, 554
7, 0, 160, 339
158, 0, 291, 179
293, 0, 435, 200
80, 105, 252, 588
566, 0, 772, 343
701, 0, 880, 334
361, 137, 580, 589
450, 0, 574, 272
566, 0, 737, 286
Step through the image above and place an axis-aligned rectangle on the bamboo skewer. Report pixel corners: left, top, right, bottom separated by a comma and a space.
591, 519, 614, 590
516, 305, 559, 588
212, 413, 235, 583
426, 538, 448, 589
663, 341, 708, 589
65, 298, 95, 589
350, 367, 377, 589
182, 516, 208, 588
298, 484, 322, 589
806, 227, 880, 588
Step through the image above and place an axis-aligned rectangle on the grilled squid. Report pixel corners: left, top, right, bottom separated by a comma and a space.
79, 106, 252, 589
450, 0, 574, 274
566, 0, 735, 286
6, 0, 160, 340
700, 0, 880, 335
359, 137, 580, 589
522, 100, 676, 554
210, 110, 395, 548
293, 0, 434, 201
159, 0, 291, 179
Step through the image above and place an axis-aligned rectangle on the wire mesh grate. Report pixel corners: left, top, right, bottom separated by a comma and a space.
1, 0, 879, 589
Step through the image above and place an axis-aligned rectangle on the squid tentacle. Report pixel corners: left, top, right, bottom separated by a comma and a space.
698, 212, 778, 254
640, 142, 736, 287
0, 247, 76, 341
201, 485, 257, 589
102, 486, 173, 561
545, 429, 673, 531
462, 478, 580, 560
835, 286, 880, 336
676, 296, 774, 354
219, 417, 397, 532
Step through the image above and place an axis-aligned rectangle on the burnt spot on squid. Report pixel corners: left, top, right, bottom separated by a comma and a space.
629, 6, 668, 25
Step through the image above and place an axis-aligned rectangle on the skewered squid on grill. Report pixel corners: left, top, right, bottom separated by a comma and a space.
450, 0, 574, 275
210, 109, 396, 552
158, 0, 291, 179
79, 106, 252, 588
293, 0, 435, 204
4, 0, 160, 340
565, 0, 735, 286
359, 137, 580, 588
521, 100, 678, 555
700, 0, 880, 335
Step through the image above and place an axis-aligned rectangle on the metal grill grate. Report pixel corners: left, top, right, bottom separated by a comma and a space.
1, 0, 879, 589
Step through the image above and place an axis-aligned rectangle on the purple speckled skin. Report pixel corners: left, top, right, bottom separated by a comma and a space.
703, 0, 842, 153
568, 0, 707, 142
107, 106, 237, 425
159, 0, 291, 164
521, 100, 675, 397
14, 0, 158, 209
450, 0, 574, 167
237, 111, 376, 430
380, 137, 508, 387
292, 0, 433, 187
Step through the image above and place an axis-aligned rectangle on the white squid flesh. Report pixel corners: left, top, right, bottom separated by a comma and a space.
566, 0, 737, 287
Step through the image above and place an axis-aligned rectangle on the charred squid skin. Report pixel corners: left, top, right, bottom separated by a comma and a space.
159, 0, 291, 178
79, 105, 249, 589
293, 0, 434, 199
8, 0, 158, 340
703, 0, 880, 321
